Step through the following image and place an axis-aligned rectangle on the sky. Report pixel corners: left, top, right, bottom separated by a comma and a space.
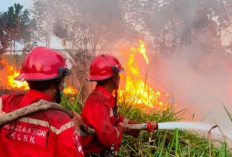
0, 0, 33, 12
1, 0, 231, 48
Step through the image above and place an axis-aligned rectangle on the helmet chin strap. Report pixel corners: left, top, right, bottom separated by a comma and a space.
54, 79, 63, 103
54, 86, 61, 103
113, 89, 119, 120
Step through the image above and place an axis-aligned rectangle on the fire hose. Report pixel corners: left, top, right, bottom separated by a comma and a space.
0, 99, 156, 135
0, 99, 95, 135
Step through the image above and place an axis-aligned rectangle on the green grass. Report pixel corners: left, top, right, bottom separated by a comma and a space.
61, 95, 231, 157
118, 103, 231, 157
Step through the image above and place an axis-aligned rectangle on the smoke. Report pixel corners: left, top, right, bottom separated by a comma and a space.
118, 0, 232, 131
32, 0, 232, 130
117, 40, 232, 131
147, 43, 232, 130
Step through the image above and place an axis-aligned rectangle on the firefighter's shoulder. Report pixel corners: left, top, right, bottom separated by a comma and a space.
33, 109, 74, 135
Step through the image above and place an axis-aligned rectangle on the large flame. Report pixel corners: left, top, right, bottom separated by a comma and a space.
0, 59, 29, 90
119, 40, 171, 111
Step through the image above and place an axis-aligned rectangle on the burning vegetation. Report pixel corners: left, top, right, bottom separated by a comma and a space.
0, 59, 29, 90
0, 59, 79, 95
119, 40, 172, 111
63, 86, 78, 95
0, 40, 174, 112
1, 0, 232, 156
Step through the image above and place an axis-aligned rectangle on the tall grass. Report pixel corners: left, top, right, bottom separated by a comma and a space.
61, 95, 231, 157
118, 103, 230, 157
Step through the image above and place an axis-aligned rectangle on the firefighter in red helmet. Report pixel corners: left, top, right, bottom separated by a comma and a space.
0, 47, 84, 157
81, 54, 158, 157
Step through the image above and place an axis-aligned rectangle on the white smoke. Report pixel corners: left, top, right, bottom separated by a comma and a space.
147, 44, 232, 131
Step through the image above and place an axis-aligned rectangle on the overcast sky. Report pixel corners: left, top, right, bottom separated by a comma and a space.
0, 0, 33, 12
1, 0, 231, 48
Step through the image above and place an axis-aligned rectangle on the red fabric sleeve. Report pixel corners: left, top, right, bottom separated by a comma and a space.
116, 114, 124, 124
55, 125, 84, 157
115, 111, 140, 138
85, 101, 123, 147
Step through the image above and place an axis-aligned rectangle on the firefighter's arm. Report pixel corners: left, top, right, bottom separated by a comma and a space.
117, 115, 158, 137
72, 110, 82, 135
55, 125, 84, 157
117, 115, 141, 137
116, 114, 138, 126
87, 103, 126, 147
55, 112, 84, 157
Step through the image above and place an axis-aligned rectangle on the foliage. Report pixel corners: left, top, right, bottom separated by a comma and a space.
0, 3, 37, 54
33, 0, 134, 51
32, 0, 139, 98
32, 0, 232, 97
122, 0, 232, 53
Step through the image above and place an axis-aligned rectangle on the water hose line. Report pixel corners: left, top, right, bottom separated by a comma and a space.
0, 99, 95, 135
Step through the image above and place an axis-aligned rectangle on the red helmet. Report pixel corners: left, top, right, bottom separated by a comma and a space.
88, 54, 124, 81
15, 46, 70, 81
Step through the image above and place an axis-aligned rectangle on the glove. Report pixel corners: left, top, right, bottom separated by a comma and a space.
72, 110, 82, 135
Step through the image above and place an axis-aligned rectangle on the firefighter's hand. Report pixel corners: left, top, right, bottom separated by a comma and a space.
72, 110, 82, 135
146, 121, 158, 131
117, 122, 128, 134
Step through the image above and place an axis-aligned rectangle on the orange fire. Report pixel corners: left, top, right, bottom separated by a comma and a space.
0, 59, 29, 90
119, 40, 171, 111
64, 86, 78, 95
0, 59, 79, 95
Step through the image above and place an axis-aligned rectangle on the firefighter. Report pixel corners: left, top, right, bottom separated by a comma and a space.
81, 54, 158, 157
0, 47, 84, 157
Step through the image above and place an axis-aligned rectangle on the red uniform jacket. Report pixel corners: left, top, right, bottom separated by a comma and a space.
81, 85, 128, 154
0, 90, 84, 157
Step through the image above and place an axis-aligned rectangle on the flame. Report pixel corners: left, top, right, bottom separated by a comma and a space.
64, 86, 78, 95
137, 40, 149, 64
119, 40, 171, 111
0, 59, 29, 90
0, 59, 79, 95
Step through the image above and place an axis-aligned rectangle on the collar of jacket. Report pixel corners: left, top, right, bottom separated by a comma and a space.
26, 89, 53, 102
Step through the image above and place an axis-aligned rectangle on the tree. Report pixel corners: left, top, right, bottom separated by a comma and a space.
0, 3, 37, 55
121, 0, 232, 53
33, 0, 140, 98
32, 0, 232, 98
